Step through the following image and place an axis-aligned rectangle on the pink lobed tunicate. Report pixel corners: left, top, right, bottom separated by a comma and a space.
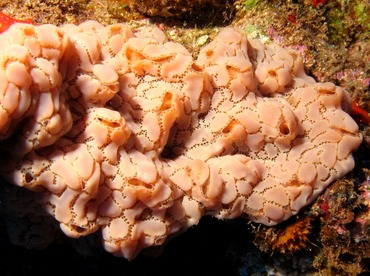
0, 21, 362, 259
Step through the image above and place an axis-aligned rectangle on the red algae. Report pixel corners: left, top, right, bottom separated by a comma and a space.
0, 11, 33, 33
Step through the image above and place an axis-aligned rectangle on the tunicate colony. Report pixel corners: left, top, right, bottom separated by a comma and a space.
0, 21, 362, 259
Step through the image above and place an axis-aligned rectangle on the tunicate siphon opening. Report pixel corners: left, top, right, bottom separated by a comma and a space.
191, 63, 203, 72
25, 172, 34, 183
268, 70, 277, 77
154, 235, 166, 245
128, 178, 153, 189
205, 50, 213, 57
126, 48, 145, 61
279, 123, 290, 135
318, 89, 335, 95
98, 118, 121, 128
108, 85, 117, 91
222, 120, 238, 134
70, 224, 88, 234
289, 179, 301, 186
226, 65, 238, 78
160, 92, 173, 111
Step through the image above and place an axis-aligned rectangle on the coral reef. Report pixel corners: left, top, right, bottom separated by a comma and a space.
311, 177, 370, 275
271, 217, 312, 254
0, 19, 362, 260
125, 0, 235, 18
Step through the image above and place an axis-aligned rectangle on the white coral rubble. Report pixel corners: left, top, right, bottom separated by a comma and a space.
0, 22, 362, 259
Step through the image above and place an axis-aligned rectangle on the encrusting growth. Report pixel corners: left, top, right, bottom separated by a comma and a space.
0, 21, 362, 259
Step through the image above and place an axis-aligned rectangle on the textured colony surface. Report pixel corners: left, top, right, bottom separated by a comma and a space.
0, 21, 362, 259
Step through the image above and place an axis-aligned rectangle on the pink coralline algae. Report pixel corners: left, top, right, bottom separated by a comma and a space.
0, 21, 362, 259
